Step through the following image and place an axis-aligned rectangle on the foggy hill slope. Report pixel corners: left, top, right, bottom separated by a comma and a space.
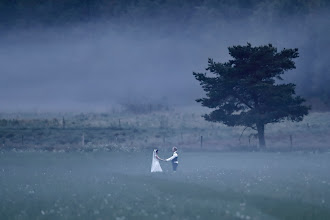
1, 0, 329, 111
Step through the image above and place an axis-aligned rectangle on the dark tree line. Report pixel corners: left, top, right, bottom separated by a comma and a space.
1, 0, 329, 28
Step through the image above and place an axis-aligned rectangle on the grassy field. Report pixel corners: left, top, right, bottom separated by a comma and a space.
1, 151, 330, 220
0, 107, 330, 151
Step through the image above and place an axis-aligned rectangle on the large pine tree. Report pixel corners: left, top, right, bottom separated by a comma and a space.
193, 43, 310, 148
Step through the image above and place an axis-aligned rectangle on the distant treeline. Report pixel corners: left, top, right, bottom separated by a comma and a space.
1, 0, 329, 28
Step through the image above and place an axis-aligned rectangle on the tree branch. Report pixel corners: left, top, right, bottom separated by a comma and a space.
239, 126, 249, 144
232, 93, 254, 109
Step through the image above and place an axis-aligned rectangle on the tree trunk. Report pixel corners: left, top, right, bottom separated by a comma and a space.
256, 122, 266, 148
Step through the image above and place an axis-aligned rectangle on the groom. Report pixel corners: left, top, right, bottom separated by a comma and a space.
166, 147, 178, 172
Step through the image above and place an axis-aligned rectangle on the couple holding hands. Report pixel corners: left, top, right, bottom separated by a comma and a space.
151, 147, 178, 173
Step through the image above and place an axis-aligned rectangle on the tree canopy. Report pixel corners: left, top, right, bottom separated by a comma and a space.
193, 43, 310, 148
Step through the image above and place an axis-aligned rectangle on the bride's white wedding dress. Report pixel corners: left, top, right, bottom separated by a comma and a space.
151, 150, 163, 172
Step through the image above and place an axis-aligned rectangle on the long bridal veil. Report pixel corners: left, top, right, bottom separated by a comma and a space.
151, 150, 163, 173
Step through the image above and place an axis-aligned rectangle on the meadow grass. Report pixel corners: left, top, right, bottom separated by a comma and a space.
1, 151, 330, 219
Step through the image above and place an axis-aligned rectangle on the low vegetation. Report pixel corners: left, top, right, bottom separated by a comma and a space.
0, 107, 329, 152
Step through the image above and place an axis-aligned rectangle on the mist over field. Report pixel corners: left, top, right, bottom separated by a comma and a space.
1, 0, 330, 111
1, 1, 330, 219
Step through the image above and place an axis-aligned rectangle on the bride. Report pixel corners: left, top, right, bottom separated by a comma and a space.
151, 149, 164, 172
